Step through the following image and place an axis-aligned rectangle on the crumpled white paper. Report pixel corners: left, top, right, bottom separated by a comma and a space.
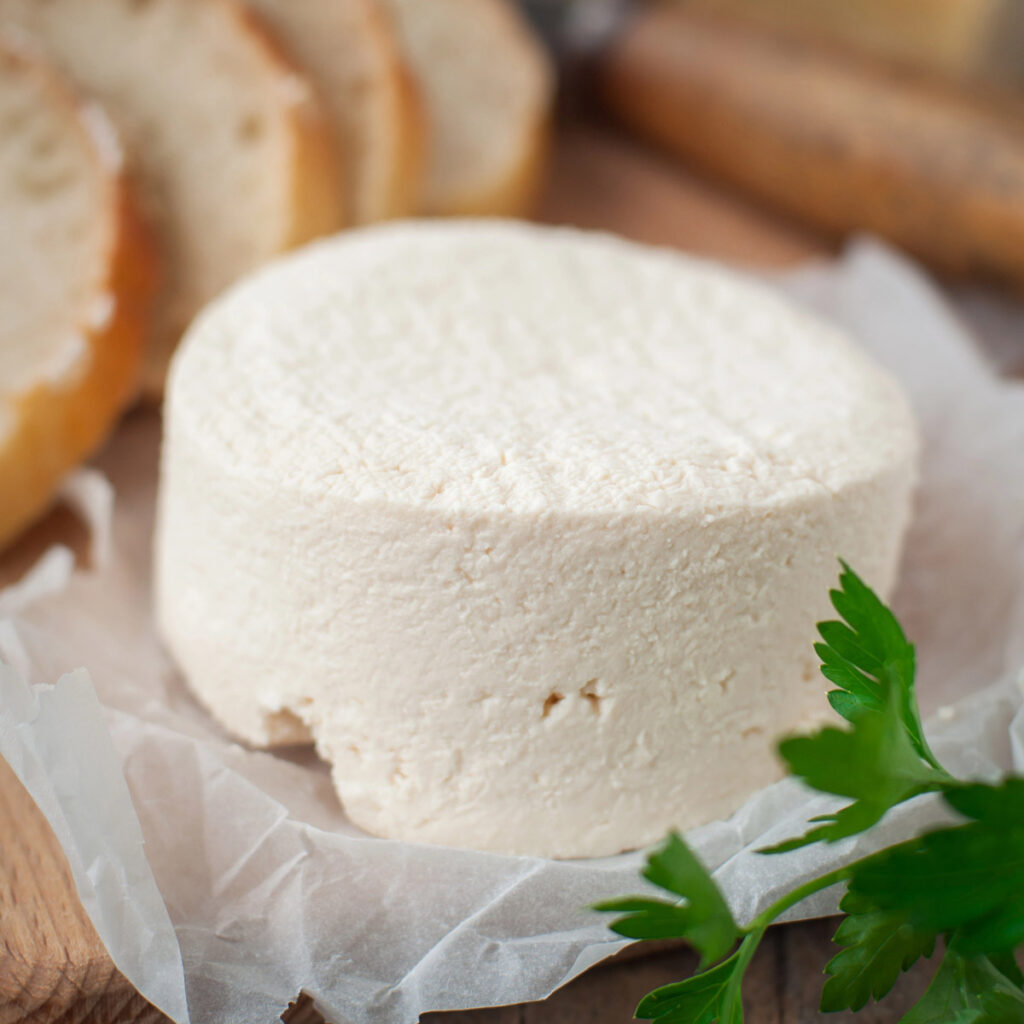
2, 239, 1023, 1024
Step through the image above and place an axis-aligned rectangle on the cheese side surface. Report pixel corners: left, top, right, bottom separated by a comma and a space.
155, 221, 917, 858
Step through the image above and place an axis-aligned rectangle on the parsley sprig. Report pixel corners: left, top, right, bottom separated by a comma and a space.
596, 562, 1024, 1022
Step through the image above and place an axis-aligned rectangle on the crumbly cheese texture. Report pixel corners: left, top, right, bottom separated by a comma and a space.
156, 221, 917, 858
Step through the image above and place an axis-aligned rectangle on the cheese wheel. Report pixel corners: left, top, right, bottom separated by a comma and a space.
156, 222, 917, 858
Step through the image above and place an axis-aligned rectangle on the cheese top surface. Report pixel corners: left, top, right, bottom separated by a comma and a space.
171, 221, 914, 517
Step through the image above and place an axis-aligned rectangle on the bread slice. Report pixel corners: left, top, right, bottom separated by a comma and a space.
0, 0, 345, 395
0, 44, 158, 550
244, 0, 424, 223
383, 0, 554, 216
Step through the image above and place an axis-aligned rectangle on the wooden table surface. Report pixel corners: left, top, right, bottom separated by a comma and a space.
0, 125, 932, 1024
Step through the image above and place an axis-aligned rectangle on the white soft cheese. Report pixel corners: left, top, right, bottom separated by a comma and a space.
155, 221, 917, 858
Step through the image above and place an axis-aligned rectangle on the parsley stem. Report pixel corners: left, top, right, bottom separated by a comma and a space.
920, 739, 951, 779
720, 926, 768, 1020
734, 924, 767, 974
747, 806, 962, 935
718, 864, 854, 1017
748, 865, 852, 932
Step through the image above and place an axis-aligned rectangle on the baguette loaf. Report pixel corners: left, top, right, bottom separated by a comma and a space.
0, 43, 157, 549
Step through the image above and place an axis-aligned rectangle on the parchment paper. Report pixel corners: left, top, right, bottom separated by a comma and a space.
2, 239, 1023, 1024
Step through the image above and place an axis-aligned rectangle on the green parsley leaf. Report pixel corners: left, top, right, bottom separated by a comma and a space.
762, 563, 953, 853
944, 778, 1024, 824
600, 562, 1024, 1024
901, 947, 1024, 1024
820, 890, 936, 1012
762, 683, 947, 852
816, 562, 938, 770
849, 780, 1024, 955
594, 832, 740, 966
634, 952, 744, 1024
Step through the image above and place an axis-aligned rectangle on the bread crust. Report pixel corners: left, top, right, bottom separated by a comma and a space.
391, 0, 554, 218
242, 0, 426, 224
229, 0, 346, 244
363, 0, 426, 221
431, 112, 551, 218
0, 51, 160, 550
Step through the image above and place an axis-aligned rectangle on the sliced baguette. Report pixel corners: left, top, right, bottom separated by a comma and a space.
244, 0, 424, 223
383, 0, 554, 216
0, 44, 158, 549
0, 0, 345, 395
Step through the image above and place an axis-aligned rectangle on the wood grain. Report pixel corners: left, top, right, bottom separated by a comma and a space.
0, 757, 166, 1024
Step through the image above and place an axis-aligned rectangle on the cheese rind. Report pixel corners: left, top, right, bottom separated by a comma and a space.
156, 222, 917, 858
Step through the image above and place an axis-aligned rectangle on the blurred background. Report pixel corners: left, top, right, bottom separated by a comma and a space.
529, 0, 1024, 296
2, 0, 1024, 561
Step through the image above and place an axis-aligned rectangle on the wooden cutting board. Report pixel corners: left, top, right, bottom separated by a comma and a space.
0, 124, 841, 1024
